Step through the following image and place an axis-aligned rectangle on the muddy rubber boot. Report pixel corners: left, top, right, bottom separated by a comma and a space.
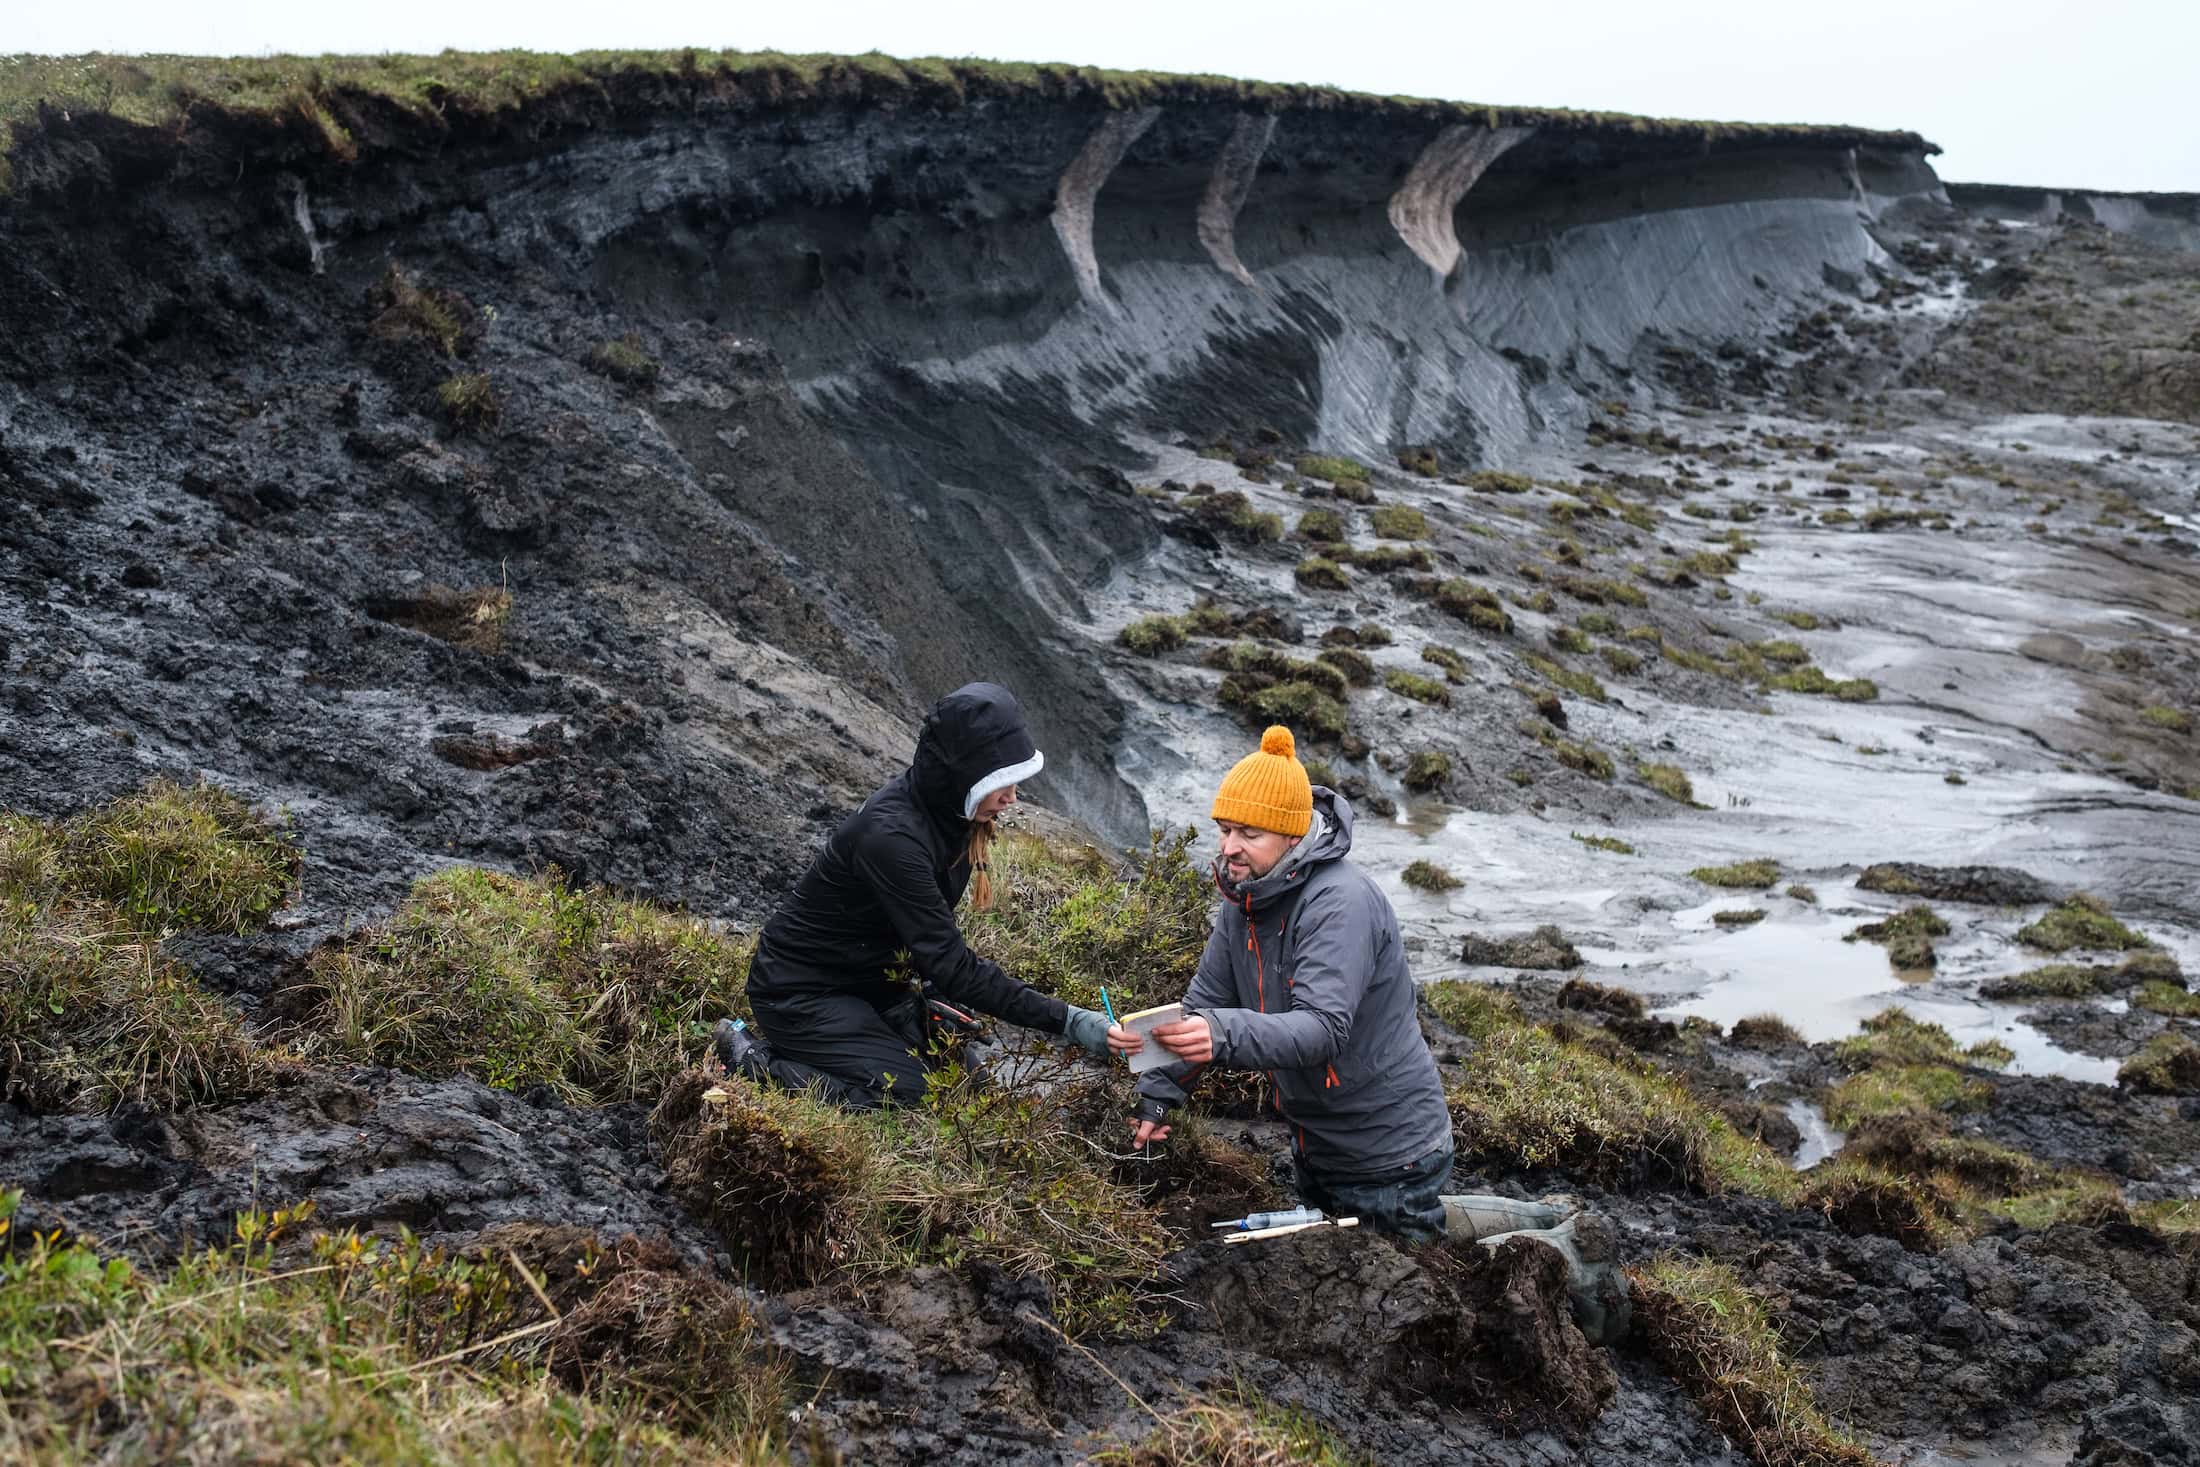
1439, 1194, 1572, 1241
1475, 1212, 1632, 1345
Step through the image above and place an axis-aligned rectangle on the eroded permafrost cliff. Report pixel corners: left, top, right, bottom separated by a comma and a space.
0, 53, 1937, 912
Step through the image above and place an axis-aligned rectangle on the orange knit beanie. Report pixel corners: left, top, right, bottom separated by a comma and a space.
1211, 725, 1313, 837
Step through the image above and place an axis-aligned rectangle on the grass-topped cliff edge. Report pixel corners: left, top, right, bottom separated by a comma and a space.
0, 48, 1935, 198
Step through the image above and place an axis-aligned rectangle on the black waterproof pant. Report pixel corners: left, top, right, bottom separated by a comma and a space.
746, 987, 934, 1110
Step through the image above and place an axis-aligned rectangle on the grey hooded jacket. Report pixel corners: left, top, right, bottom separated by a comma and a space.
1137, 788, 1453, 1178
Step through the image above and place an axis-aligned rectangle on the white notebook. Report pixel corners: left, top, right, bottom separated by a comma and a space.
1119, 1002, 1186, 1073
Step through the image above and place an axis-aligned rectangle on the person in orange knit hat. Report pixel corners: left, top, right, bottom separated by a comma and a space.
1119, 724, 1456, 1239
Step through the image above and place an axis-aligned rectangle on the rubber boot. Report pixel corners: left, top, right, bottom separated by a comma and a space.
1439, 1194, 1573, 1242
1475, 1213, 1632, 1345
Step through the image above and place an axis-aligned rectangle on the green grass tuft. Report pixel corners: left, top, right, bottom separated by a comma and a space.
1419, 643, 1469, 683
1570, 832, 1635, 855
1117, 614, 1188, 656
1, 783, 304, 1113
1401, 859, 1463, 892
2140, 705, 2191, 733
2119, 1032, 2200, 1095
1296, 508, 1346, 543
1383, 668, 1452, 706
588, 333, 660, 386
2132, 980, 2200, 1018
1296, 454, 1370, 486
1294, 556, 1352, 591
652, 1060, 1172, 1330
1526, 655, 1607, 703
435, 371, 502, 430
1766, 666, 1880, 701
1690, 858, 1779, 889
2015, 893, 2152, 953
1367, 504, 1429, 540
1633, 1257, 1880, 1467
299, 866, 754, 1106
1638, 763, 1696, 805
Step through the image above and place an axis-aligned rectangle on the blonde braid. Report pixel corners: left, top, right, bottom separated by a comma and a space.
965, 818, 997, 913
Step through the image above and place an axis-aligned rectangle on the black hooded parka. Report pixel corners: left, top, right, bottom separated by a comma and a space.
747, 683, 1067, 1039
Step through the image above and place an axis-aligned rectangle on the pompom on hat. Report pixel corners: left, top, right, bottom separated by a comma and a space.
1211, 725, 1313, 837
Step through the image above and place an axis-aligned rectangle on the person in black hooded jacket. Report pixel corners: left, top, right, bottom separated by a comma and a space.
716, 682, 1119, 1108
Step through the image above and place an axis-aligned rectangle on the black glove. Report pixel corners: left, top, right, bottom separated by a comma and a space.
1061, 1005, 1111, 1057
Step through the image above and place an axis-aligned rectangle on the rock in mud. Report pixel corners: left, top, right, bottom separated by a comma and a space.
1856, 862, 2054, 906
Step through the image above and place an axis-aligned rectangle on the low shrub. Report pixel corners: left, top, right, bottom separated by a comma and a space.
964, 827, 1211, 1017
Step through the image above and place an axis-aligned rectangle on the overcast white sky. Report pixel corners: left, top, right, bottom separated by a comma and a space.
6, 1, 2194, 192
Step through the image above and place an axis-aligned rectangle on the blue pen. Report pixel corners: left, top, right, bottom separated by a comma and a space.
1100, 987, 1119, 1025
